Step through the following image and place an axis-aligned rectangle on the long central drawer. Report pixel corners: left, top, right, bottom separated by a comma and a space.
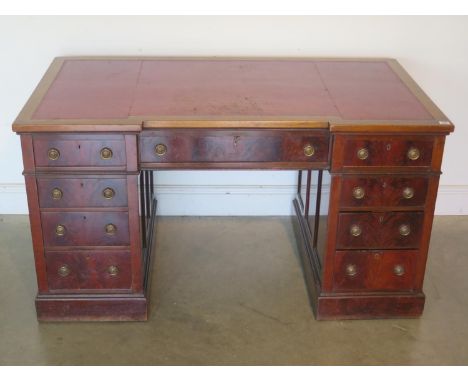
139, 129, 330, 168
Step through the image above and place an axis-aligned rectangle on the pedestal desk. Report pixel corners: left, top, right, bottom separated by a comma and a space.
12, 57, 454, 321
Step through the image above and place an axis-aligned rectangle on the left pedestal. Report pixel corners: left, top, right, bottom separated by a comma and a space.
20, 133, 151, 321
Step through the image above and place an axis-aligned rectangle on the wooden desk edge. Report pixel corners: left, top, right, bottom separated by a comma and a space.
12, 122, 143, 133
53, 55, 399, 62
329, 121, 454, 134
12, 120, 454, 134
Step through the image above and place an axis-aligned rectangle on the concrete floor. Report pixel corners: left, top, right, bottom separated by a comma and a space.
0, 215, 467, 365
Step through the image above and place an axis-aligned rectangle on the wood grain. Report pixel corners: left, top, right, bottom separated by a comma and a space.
139, 129, 329, 165
336, 211, 424, 250
332, 250, 417, 292
45, 250, 132, 292
332, 134, 435, 171
32, 134, 127, 168
338, 176, 429, 209
41, 211, 130, 247
35, 293, 147, 321
37, 177, 128, 208
21, 136, 49, 293
316, 293, 425, 320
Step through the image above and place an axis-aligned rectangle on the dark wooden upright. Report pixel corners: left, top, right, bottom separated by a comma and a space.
13, 57, 454, 321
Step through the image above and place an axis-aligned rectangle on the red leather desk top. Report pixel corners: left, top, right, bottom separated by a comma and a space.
13, 57, 452, 132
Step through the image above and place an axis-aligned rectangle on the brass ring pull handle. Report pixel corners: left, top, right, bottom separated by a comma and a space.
407, 147, 420, 161
402, 187, 414, 199
55, 224, 66, 236
350, 224, 362, 237
51, 188, 63, 200
154, 143, 167, 156
58, 265, 71, 277
346, 264, 358, 277
102, 187, 115, 199
47, 148, 60, 160
399, 224, 411, 236
105, 223, 117, 235
352, 186, 365, 200
394, 264, 405, 276
303, 144, 315, 157
107, 265, 119, 276
100, 147, 113, 160
357, 148, 369, 160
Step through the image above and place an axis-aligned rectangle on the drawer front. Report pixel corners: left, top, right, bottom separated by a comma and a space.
333, 250, 417, 292
37, 177, 128, 208
339, 176, 429, 208
33, 134, 127, 168
41, 211, 130, 247
336, 212, 423, 250
45, 250, 132, 292
140, 130, 329, 164
333, 135, 434, 170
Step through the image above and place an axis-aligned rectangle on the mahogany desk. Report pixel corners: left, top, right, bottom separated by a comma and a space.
12, 57, 454, 321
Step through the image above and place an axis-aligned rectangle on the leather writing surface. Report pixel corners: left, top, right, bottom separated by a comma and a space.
33, 60, 142, 119
315, 61, 433, 120
131, 60, 339, 116
32, 59, 434, 122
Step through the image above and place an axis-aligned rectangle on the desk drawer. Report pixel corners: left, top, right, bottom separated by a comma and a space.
339, 176, 429, 209
41, 211, 130, 247
33, 134, 127, 168
139, 129, 329, 166
37, 177, 128, 208
336, 212, 423, 250
333, 250, 417, 292
45, 250, 132, 292
332, 135, 434, 171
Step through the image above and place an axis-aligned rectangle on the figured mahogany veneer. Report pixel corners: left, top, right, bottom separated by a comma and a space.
139, 129, 329, 167
336, 211, 424, 250
339, 176, 429, 209
45, 250, 132, 292
12, 57, 454, 321
41, 211, 130, 247
37, 177, 128, 208
332, 135, 435, 171
33, 134, 127, 169
333, 250, 417, 292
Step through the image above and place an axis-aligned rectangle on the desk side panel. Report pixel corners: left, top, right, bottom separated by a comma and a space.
21, 134, 49, 293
